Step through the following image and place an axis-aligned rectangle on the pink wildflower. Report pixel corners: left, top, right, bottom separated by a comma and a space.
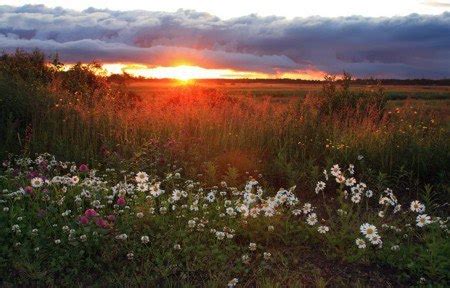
79, 164, 89, 173
79, 216, 89, 225
84, 209, 98, 218
117, 196, 126, 206
95, 218, 109, 229
24, 186, 33, 194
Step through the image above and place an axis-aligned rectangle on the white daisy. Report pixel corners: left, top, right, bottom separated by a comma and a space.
306, 213, 318, 226
263, 252, 271, 260
137, 183, 149, 192
369, 234, 383, 245
228, 278, 239, 287
323, 169, 329, 181
315, 181, 326, 193
216, 231, 225, 240
135, 172, 149, 183
141, 236, 150, 244
360, 223, 378, 239
317, 225, 329, 234
345, 177, 356, 187
302, 203, 312, 214
416, 214, 431, 227
188, 220, 196, 228
335, 174, 346, 184
31, 177, 44, 188
351, 193, 361, 203
348, 164, 355, 174
71, 176, 80, 185
330, 164, 341, 177
241, 254, 250, 264
355, 238, 366, 249
410, 200, 425, 213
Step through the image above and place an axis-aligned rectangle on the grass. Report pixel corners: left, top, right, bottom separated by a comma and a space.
1, 154, 448, 286
128, 79, 450, 101
0, 51, 449, 286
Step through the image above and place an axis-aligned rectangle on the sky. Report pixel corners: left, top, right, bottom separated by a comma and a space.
0, 1, 449, 79
2, 0, 450, 19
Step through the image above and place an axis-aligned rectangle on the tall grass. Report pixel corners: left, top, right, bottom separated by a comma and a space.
0, 50, 448, 198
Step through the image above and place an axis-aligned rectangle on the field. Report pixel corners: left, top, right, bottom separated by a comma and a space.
0, 52, 449, 287
129, 79, 450, 108
129, 80, 450, 99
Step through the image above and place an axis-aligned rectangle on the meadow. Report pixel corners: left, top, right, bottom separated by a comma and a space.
128, 79, 450, 101
0, 51, 449, 287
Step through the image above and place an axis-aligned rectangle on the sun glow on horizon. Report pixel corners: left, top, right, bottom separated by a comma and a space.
102, 64, 270, 80
102, 63, 325, 80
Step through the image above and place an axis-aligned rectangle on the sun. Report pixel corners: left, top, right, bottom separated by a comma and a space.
172, 66, 196, 81
159, 65, 213, 81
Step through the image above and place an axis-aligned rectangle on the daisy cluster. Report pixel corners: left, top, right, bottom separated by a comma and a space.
0, 154, 448, 285
311, 163, 448, 251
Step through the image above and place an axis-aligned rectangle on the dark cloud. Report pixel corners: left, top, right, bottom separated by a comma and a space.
0, 5, 449, 78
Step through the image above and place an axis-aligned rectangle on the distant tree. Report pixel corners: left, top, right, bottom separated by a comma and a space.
50, 52, 64, 70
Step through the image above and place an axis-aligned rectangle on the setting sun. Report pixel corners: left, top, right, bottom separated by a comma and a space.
150, 65, 204, 81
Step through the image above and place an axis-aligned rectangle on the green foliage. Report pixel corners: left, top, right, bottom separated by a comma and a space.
1, 154, 448, 286
0, 50, 449, 286
0, 50, 140, 162
321, 72, 387, 116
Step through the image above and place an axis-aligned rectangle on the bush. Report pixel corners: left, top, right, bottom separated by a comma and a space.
0, 50, 140, 162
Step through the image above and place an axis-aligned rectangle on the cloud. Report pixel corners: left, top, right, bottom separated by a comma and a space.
423, 1, 450, 8
0, 5, 449, 78
0, 36, 298, 72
